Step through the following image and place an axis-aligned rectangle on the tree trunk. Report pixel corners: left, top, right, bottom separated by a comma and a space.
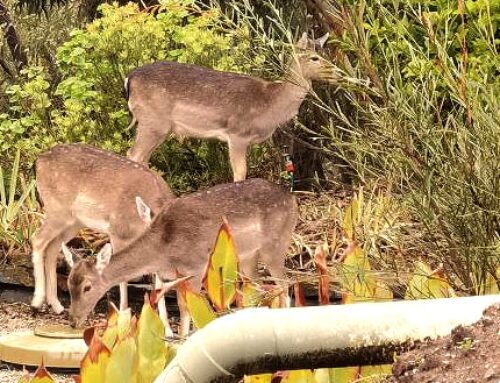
0, 0, 27, 73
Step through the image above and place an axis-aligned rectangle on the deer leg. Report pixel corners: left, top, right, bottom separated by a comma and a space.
155, 274, 174, 338
259, 243, 290, 308
228, 139, 249, 182
127, 123, 170, 164
44, 224, 79, 314
177, 289, 191, 337
118, 282, 128, 311
31, 219, 76, 311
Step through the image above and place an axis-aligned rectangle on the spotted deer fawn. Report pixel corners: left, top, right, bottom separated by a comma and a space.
125, 33, 339, 180
66, 179, 298, 335
31, 144, 178, 332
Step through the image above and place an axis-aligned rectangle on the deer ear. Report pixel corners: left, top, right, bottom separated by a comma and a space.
314, 32, 329, 49
62, 243, 79, 268
96, 243, 113, 274
296, 32, 309, 50
136, 196, 152, 224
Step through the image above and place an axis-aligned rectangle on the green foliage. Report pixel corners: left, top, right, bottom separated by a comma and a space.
315, 0, 500, 293
0, 67, 55, 161
1, 0, 261, 190
0, 149, 38, 253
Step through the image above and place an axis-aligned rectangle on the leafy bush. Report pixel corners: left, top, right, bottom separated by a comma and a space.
1, 0, 263, 190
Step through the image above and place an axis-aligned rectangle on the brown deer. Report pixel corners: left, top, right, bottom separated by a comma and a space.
65, 179, 298, 335
125, 33, 339, 180
31, 144, 175, 330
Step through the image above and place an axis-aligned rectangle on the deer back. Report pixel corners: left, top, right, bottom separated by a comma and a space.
105, 178, 297, 287
126, 62, 307, 143
36, 144, 174, 238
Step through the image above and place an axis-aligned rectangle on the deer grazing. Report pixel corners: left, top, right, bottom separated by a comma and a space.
31, 144, 175, 330
125, 32, 339, 181
65, 178, 298, 335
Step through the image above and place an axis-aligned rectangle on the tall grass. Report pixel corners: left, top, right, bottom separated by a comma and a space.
0, 149, 39, 257
320, 0, 500, 293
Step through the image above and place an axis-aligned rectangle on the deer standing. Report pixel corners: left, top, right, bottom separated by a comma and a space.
125, 33, 339, 180
65, 178, 298, 335
31, 144, 177, 333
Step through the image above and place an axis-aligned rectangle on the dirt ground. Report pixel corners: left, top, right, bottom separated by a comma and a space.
389, 304, 500, 383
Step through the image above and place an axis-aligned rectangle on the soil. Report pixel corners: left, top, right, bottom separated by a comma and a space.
389, 304, 500, 383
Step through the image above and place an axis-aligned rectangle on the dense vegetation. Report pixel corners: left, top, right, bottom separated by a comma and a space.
0, 0, 498, 300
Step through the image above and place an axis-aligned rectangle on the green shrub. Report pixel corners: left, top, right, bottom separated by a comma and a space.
0, 0, 263, 190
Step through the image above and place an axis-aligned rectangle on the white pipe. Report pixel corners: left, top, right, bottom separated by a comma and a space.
154, 295, 500, 383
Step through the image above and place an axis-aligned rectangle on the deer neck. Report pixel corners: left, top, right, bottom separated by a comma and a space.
101, 231, 162, 288
262, 68, 310, 129
284, 59, 312, 92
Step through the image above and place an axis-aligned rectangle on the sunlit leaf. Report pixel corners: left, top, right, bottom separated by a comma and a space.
405, 261, 455, 299
136, 296, 169, 383
183, 287, 217, 329
80, 332, 111, 383
101, 305, 119, 350
203, 222, 239, 311
314, 245, 330, 305
483, 267, 499, 294
241, 279, 263, 307
339, 243, 378, 303
117, 308, 133, 341
358, 364, 392, 381
104, 336, 137, 383
243, 374, 273, 383
281, 369, 316, 383
30, 362, 55, 383
315, 367, 359, 383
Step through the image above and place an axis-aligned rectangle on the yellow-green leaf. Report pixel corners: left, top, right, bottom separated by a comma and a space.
483, 267, 499, 295
136, 299, 169, 383
282, 369, 317, 383
315, 367, 359, 383
117, 308, 133, 341
101, 306, 119, 350
104, 336, 137, 383
241, 280, 262, 307
243, 374, 273, 383
340, 244, 378, 302
184, 289, 217, 329
358, 364, 392, 382
405, 261, 455, 299
203, 222, 239, 311
80, 334, 111, 383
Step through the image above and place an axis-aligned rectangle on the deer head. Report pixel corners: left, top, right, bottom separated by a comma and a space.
289, 32, 341, 84
63, 243, 113, 326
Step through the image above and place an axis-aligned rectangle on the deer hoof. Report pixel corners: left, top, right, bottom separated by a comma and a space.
164, 327, 174, 339
49, 300, 65, 314
31, 295, 45, 309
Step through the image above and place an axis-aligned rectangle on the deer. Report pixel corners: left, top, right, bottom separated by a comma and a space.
125, 32, 339, 181
31, 143, 178, 334
64, 178, 298, 336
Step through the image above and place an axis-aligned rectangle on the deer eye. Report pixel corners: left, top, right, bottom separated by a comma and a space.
83, 284, 92, 293
310, 56, 320, 62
